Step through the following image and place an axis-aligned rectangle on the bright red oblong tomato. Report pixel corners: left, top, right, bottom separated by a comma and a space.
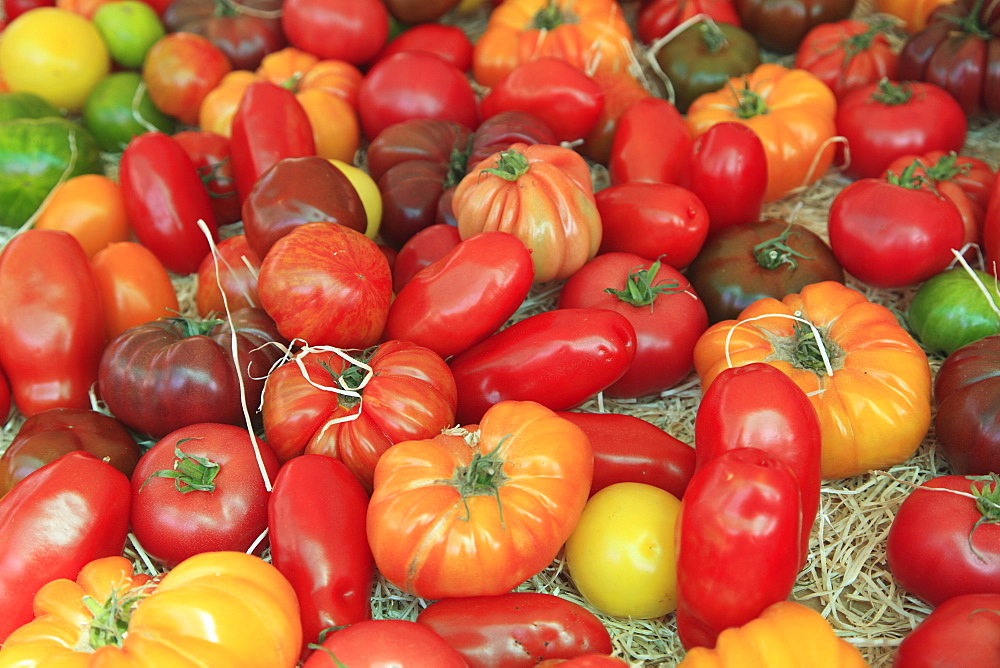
281, 0, 388, 65
303, 620, 467, 667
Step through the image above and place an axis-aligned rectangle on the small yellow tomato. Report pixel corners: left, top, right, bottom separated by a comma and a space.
330, 158, 382, 240
0, 8, 111, 112
565, 482, 681, 619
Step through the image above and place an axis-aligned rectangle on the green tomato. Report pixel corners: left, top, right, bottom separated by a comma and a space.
82, 71, 176, 152
907, 266, 1000, 356
564, 482, 681, 619
92, 0, 166, 70
0, 91, 61, 123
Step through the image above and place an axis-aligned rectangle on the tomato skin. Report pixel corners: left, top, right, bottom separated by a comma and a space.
281, 0, 388, 65
161, 0, 285, 70
385, 232, 534, 361
0, 370, 10, 427
608, 97, 692, 186
195, 233, 262, 318
268, 454, 374, 656
637, 0, 742, 44
303, 620, 468, 667
34, 173, 129, 259
0, 230, 105, 417
449, 308, 637, 425
392, 223, 463, 293
735, 0, 856, 54
794, 19, 899, 100
172, 129, 242, 228
907, 267, 1000, 357
556, 410, 695, 498
416, 592, 614, 667
0, 451, 131, 644
372, 22, 473, 71
893, 593, 1000, 667
142, 31, 231, 126
886, 474, 1000, 607
91, 241, 180, 341
686, 121, 768, 233
119, 131, 219, 276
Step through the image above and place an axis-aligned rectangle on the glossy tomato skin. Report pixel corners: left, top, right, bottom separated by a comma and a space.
172, 129, 242, 228
382, 0, 461, 23
303, 620, 468, 667
735, 0, 856, 54
893, 593, 1000, 667
0, 451, 130, 644
685, 218, 845, 324
90, 241, 180, 341
385, 232, 534, 360
0, 370, 10, 427
449, 308, 637, 424
608, 97, 692, 186
637, 0, 742, 44
794, 19, 899, 100
0, 230, 105, 417
141, 31, 231, 126
416, 592, 613, 667
130, 423, 280, 569
268, 454, 374, 657
392, 223, 463, 293
686, 121, 768, 233
161, 0, 285, 70
119, 131, 219, 275
886, 474, 1000, 606
281, 0, 388, 65
558, 253, 708, 398
372, 22, 473, 71
98, 308, 287, 439
556, 411, 695, 499
195, 234, 262, 318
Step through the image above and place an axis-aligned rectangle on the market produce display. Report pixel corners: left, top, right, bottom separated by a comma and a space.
1, 0, 1000, 665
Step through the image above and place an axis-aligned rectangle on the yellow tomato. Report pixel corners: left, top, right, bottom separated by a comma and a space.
330, 159, 382, 240
0, 8, 110, 112
565, 482, 681, 619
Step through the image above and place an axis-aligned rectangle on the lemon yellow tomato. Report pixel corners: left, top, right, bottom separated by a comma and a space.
330, 158, 382, 239
0, 8, 111, 112
565, 482, 682, 619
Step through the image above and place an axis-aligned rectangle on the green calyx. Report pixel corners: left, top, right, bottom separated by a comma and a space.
604, 258, 686, 308
479, 149, 531, 182
731, 79, 768, 118
884, 160, 936, 192
753, 223, 814, 271
924, 151, 971, 182
165, 314, 224, 338
841, 20, 893, 61
533, 0, 575, 30
967, 473, 1000, 562
141, 442, 220, 493
766, 321, 841, 376
448, 431, 511, 527
78, 583, 152, 651
870, 78, 913, 106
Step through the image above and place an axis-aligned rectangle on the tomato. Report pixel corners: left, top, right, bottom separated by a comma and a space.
893, 593, 1000, 667
637, 0, 742, 44
558, 254, 708, 398
142, 31, 232, 126
0, 230, 105, 417
886, 474, 1000, 606
382, 0, 462, 23
608, 97, 693, 187
3, 0, 56, 22
195, 233, 262, 318
566, 482, 681, 618
256, 222, 393, 348
119, 131, 218, 275
449, 309, 637, 425
81, 71, 176, 153
173, 129, 241, 228
330, 159, 382, 240
303, 620, 467, 667
0, 8, 110, 112
33, 173, 128, 258
92, 0, 166, 69
384, 231, 534, 361
684, 218, 844, 324
372, 22, 473, 71
281, 0, 388, 65
358, 51, 479, 142
416, 592, 614, 667
594, 182, 709, 269
874, 0, 952, 32
735, 0, 856, 54
537, 657, 629, 668
90, 241, 180, 340
367, 400, 593, 598
0, 370, 10, 427
933, 334, 1000, 475
686, 121, 769, 232
836, 79, 967, 179
987, 170, 1000, 276
391, 223, 462, 293
827, 175, 966, 288
908, 267, 1000, 356
676, 447, 802, 650
479, 57, 604, 143
578, 70, 652, 165
794, 19, 899, 100
98, 308, 287, 439
161, 0, 285, 70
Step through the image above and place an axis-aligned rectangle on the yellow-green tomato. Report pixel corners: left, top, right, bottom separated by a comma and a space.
565, 482, 681, 619
0, 8, 111, 112
92, 1, 166, 70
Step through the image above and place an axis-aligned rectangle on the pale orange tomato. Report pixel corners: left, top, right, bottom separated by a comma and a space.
35, 174, 129, 259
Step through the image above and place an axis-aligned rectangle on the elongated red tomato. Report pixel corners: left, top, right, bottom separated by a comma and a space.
609, 97, 693, 186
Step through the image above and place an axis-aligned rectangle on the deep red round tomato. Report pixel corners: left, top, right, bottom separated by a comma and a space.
141, 31, 232, 126
130, 422, 280, 568
371, 22, 473, 72
357, 51, 479, 142
794, 19, 899, 100
391, 223, 462, 293
302, 620, 467, 667
735, 0, 856, 54
172, 129, 241, 228
608, 97, 692, 186
280, 0, 388, 65
595, 182, 709, 269
886, 474, 1000, 606
161, 0, 285, 70
195, 234, 262, 318
558, 253, 708, 398
893, 593, 1000, 667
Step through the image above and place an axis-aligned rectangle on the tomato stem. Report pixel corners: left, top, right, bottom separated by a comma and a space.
81, 583, 152, 650
841, 20, 893, 60
753, 223, 814, 271
788, 321, 839, 375
533, 0, 573, 29
451, 433, 510, 528
885, 160, 938, 193
870, 78, 913, 106
730, 78, 768, 118
141, 443, 221, 493
924, 151, 971, 182
967, 473, 1000, 563
699, 21, 728, 53
604, 258, 686, 308
942, 0, 992, 38
479, 149, 531, 182
165, 315, 225, 337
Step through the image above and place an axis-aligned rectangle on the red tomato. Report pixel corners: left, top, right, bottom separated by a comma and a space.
608, 97, 692, 186
90, 241, 180, 340
130, 422, 280, 569
794, 19, 899, 100
686, 122, 768, 233
384, 231, 534, 360
357, 51, 479, 141
637, 0, 742, 44
195, 234, 262, 318
303, 620, 467, 667
372, 22, 473, 71
0, 369, 10, 427
172, 130, 242, 227
391, 223, 462, 293
894, 593, 1000, 667
579, 70, 653, 166
558, 253, 708, 398
256, 222, 393, 348
141, 32, 232, 126
281, 0, 388, 65
0, 230, 105, 417
479, 57, 604, 144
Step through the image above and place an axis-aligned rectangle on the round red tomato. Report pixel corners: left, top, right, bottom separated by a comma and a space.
894, 593, 1000, 668
558, 253, 708, 399
303, 620, 467, 667
141, 31, 232, 126
195, 234, 262, 318
130, 422, 280, 568
371, 22, 473, 72
280, 0, 388, 65
794, 19, 898, 100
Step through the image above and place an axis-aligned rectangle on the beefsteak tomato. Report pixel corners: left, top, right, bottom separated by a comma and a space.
794, 19, 899, 100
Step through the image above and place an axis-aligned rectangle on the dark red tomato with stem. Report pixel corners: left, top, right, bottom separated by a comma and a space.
0, 230, 105, 417
372, 22, 473, 72
558, 253, 708, 398
836, 79, 967, 180
886, 474, 1000, 607
384, 231, 534, 361
268, 454, 374, 658
391, 223, 462, 294
119, 131, 219, 276
794, 19, 899, 100
595, 182, 710, 270
735, 0, 856, 54
637, 0, 742, 44
161, 0, 286, 70
0, 408, 140, 496
557, 410, 695, 498
448, 308, 638, 425
608, 97, 692, 186
141, 31, 232, 126
195, 233, 262, 318
479, 57, 604, 144
130, 422, 280, 569
416, 592, 614, 668
694, 362, 822, 568
281, 0, 388, 65
303, 620, 467, 667
893, 593, 1000, 668
172, 129, 242, 228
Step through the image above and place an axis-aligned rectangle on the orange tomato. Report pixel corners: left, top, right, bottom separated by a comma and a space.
256, 48, 362, 107
91, 241, 179, 340
874, 0, 953, 31
34, 174, 129, 259
198, 70, 256, 136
